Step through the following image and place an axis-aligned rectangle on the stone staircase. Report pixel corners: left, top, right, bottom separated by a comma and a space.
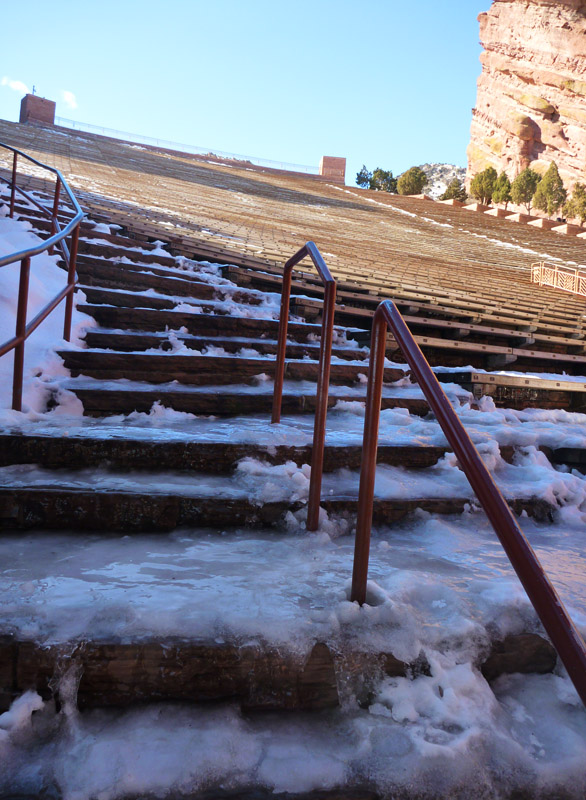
1, 189, 586, 798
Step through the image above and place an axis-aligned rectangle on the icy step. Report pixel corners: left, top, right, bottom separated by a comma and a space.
2, 689, 585, 800
77, 241, 177, 266
0, 457, 558, 531
10, 205, 96, 235
28, 214, 168, 251
76, 304, 358, 342
0, 520, 574, 710
2, 405, 585, 466
63, 379, 432, 417
77, 260, 221, 299
83, 329, 367, 361
0, 434, 450, 473
1, 633, 555, 715
78, 284, 266, 312
77, 257, 278, 309
59, 350, 403, 387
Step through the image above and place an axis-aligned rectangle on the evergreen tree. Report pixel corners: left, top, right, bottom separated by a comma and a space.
563, 183, 586, 226
439, 178, 467, 202
510, 168, 542, 214
469, 167, 497, 205
356, 165, 397, 193
397, 166, 428, 196
356, 165, 372, 189
370, 168, 397, 193
532, 162, 566, 218
492, 172, 512, 210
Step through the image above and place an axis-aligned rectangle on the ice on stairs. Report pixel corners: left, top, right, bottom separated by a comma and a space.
1, 191, 586, 799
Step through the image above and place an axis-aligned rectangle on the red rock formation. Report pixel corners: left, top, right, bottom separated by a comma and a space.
467, 0, 586, 190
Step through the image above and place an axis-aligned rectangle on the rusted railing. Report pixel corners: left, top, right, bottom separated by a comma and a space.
351, 299, 586, 707
271, 242, 336, 531
0, 143, 83, 410
531, 261, 586, 298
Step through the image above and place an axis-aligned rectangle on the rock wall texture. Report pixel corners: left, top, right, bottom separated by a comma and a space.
467, 0, 586, 189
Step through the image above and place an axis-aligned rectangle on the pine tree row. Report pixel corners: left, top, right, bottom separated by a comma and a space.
470, 164, 586, 224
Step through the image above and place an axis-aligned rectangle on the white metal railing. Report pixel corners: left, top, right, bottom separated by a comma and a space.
531, 262, 586, 298
54, 116, 319, 175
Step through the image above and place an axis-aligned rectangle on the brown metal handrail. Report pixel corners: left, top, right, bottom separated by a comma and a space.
271, 242, 336, 531
0, 142, 83, 411
352, 299, 586, 707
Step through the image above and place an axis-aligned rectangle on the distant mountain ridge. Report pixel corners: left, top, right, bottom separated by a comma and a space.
418, 163, 467, 199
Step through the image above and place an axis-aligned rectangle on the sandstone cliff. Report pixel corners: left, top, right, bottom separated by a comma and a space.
467, 0, 586, 190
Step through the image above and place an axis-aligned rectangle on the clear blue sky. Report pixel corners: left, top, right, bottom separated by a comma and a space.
1, 0, 489, 183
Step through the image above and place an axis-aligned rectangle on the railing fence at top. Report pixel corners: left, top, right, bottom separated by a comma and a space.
54, 116, 320, 175
352, 298, 586, 708
531, 261, 586, 298
0, 142, 83, 410
271, 242, 336, 532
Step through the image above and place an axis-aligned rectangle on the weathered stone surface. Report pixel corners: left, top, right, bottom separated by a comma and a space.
70, 386, 430, 418
58, 350, 404, 387
0, 634, 559, 714
0, 489, 555, 532
467, 1, 586, 193
0, 435, 447, 473
2, 639, 340, 712
481, 633, 557, 681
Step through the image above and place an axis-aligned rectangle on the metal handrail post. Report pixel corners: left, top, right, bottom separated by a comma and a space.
63, 223, 80, 341
9, 152, 17, 218
12, 257, 31, 411
271, 242, 337, 532
49, 178, 61, 255
306, 279, 336, 531
351, 299, 586, 707
271, 266, 294, 424
351, 308, 387, 600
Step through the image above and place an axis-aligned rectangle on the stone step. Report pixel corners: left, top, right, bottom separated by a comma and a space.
67, 384, 430, 417
76, 259, 221, 299
0, 435, 450, 473
76, 304, 353, 342
0, 486, 553, 532
76, 256, 313, 309
15, 213, 175, 268
82, 329, 367, 361
76, 240, 177, 266
10, 204, 95, 233
78, 283, 263, 311
12, 435, 584, 473
79, 284, 185, 311
0, 633, 554, 714
58, 351, 400, 386
28, 214, 163, 251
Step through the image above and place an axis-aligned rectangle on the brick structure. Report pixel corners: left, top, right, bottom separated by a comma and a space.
19, 94, 56, 125
319, 156, 346, 183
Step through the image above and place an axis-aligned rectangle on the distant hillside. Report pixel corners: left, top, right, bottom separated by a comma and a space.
418, 163, 466, 199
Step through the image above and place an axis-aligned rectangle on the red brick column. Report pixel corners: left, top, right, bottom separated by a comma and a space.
19, 95, 56, 125
319, 156, 346, 183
